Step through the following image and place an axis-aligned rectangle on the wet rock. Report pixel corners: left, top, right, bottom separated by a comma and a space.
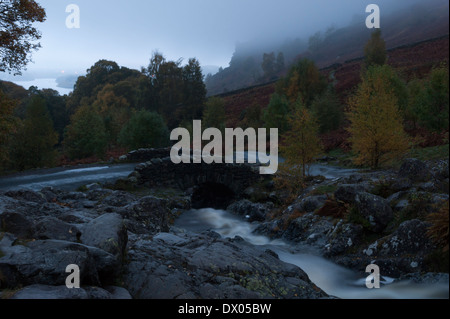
99, 191, 138, 208
283, 213, 334, 245
376, 220, 434, 257
0, 240, 119, 288
58, 210, 98, 224
40, 187, 61, 202
104, 286, 133, 299
0, 211, 35, 239
325, 222, 364, 257
124, 231, 329, 299
391, 178, 413, 192
119, 196, 170, 235
227, 200, 272, 222
85, 189, 114, 201
81, 213, 128, 261
291, 195, 327, 213
354, 192, 393, 233
253, 221, 282, 238
4, 190, 46, 204
334, 185, 367, 204
32, 217, 81, 242
398, 158, 432, 183
397, 272, 449, 285
353, 219, 436, 277
10, 285, 90, 299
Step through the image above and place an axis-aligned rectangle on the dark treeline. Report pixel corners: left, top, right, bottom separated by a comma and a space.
0, 52, 208, 171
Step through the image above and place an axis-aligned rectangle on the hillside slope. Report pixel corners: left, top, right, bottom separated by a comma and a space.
207, 0, 449, 96
222, 35, 449, 128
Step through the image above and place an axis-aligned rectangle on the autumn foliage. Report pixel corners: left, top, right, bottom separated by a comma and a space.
0, 0, 46, 74
347, 65, 410, 168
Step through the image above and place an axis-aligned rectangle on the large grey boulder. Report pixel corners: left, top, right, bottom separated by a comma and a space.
124, 231, 329, 299
354, 192, 393, 233
119, 196, 171, 235
356, 219, 436, 277
325, 222, 364, 257
334, 185, 367, 204
227, 200, 272, 222
398, 158, 432, 183
372, 219, 435, 257
291, 195, 327, 213
282, 213, 334, 245
81, 213, 128, 260
0, 240, 118, 288
33, 217, 81, 242
10, 285, 90, 299
4, 190, 46, 204
0, 211, 34, 239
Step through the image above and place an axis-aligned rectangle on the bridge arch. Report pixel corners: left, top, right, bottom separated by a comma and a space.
134, 157, 263, 207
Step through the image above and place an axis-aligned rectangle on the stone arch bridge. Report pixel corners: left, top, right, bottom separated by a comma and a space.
131, 153, 265, 208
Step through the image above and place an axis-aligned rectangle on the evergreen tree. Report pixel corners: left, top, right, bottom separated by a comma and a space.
181, 58, 207, 121
364, 29, 387, 68
405, 79, 425, 130
310, 88, 344, 134
118, 110, 169, 151
0, 89, 19, 167
418, 66, 449, 132
263, 93, 290, 134
10, 96, 58, 170
277, 58, 327, 106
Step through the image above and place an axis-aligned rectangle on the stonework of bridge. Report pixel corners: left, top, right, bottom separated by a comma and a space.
134, 156, 263, 196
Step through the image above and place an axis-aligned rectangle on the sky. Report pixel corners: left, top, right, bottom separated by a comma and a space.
3, 0, 425, 82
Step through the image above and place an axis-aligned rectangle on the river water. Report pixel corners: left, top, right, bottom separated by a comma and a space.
174, 208, 449, 299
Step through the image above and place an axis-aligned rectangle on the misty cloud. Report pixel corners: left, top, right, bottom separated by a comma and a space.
1, 0, 438, 79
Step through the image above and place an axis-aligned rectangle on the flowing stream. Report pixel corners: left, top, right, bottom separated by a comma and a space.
174, 208, 449, 299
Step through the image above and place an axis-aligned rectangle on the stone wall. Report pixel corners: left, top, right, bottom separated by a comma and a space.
135, 157, 262, 195
126, 148, 172, 163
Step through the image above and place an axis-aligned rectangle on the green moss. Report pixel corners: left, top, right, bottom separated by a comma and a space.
310, 184, 338, 196
407, 144, 449, 162
346, 205, 371, 229
76, 185, 88, 192
370, 179, 396, 198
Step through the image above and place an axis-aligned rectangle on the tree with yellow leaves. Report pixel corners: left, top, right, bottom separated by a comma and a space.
276, 100, 322, 198
282, 99, 323, 178
347, 65, 409, 168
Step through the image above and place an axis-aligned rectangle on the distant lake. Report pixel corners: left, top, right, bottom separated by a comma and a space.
12, 78, 73, 96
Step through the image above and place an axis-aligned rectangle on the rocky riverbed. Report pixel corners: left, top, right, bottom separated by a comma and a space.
0, 184, 328, 299
0, 157, 448, 299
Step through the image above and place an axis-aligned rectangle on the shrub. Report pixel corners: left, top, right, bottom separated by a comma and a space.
426, 201, 449, 252
118, 110, 169, 151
